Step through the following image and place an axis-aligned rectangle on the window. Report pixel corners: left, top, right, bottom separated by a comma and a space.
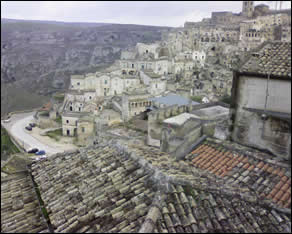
105, 80, 107, 84
79, 107, 81, 111
89, 96, 92, 99
132, 64, 134, 68
77, 82, 80, 86
66, 120, 69, 124
82, 127, 85, 133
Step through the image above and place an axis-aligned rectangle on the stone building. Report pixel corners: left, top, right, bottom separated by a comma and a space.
62, 112, 86, 137
121, 91, 153, 121
97, 109, 122, 126
140, 70, 167, 95
242, 1, 254, 18
231, 41, 291, 160
160, 103, 230, 159
69, 70, 141, 98
76, 115, 95, 146
62, 112, 95, 146
147, 94, 198, 147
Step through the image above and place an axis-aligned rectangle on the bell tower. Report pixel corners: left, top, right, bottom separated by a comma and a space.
242, 1, 254, 18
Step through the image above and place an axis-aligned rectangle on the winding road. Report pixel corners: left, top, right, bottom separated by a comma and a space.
2, 112, 74, 156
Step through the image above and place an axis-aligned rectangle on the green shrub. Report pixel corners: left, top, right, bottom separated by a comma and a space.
53, 94, 65, 102
1, 127, 20, 155
220, 95, 232, 105
190, 96, 202, 103
46, 129, 62, 141
55, 116, 62, 124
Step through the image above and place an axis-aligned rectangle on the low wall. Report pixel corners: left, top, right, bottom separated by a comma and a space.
2, 108, 39, 120
1, 124, 27, 152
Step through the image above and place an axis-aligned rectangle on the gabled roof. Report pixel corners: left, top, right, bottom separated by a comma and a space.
26, 139, 291, 233
239, 42, 291, 78
30, 146, 158, 233
1, 174, 49, 233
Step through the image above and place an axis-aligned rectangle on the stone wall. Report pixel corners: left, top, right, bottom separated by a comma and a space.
231, 74, 291, 160
237, 76, 291, 113
77, 121, 94, 146
232, 108, 291, 160
37, 116, 60, 129
147, 104, 191, 147
160, 117, 202, 159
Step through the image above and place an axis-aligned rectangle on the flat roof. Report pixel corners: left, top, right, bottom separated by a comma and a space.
150, 93, 199, 107
163, 113, 198, 126
191, 105, 229, 120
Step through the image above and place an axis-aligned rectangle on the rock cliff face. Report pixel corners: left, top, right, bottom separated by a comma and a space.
1, 19, 171, 115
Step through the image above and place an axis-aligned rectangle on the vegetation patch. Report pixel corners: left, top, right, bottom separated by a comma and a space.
55, 116, 62, 124
53, 93, 65, 102
191, 96, 203, 103
1, 127, 20, 159
1, 164, 17, 174
46, 129, 62, 141
220, 95, 232, 105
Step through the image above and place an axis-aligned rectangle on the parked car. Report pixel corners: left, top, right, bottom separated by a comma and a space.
25, 126, 32, 131
27, 148, 39, 154
35, 150, 46, 155
29, 123, 36, 127
3, 118, 11, 123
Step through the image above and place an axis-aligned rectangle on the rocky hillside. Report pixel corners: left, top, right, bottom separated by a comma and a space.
1, 18, 171, 116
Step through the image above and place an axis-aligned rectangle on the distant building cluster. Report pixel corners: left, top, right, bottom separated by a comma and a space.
185, 1, 291, 51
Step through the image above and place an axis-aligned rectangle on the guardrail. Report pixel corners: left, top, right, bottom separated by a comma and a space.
2, 108, 39, 120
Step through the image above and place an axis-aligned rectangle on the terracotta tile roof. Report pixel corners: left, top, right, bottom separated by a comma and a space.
40, 102, 52, 111
185, 138, 291, 209
239, 42, 291, 78
1, 174, 49, 233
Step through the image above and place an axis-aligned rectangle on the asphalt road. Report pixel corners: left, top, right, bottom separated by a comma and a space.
2, 112, 62, 156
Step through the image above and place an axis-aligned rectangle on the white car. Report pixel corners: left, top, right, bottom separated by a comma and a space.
3, 118, 11, 123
